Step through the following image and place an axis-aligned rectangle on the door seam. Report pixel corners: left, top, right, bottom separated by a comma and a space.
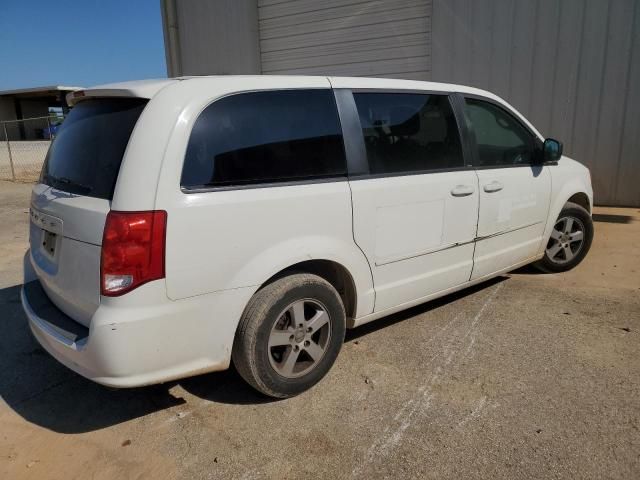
346, 179, 376, 314
469, 169, 481, 281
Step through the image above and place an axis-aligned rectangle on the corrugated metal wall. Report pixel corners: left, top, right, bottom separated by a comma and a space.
161, 0, 260, 76
162, 0, 639, 206
431, 0, 640, 206
258, 0, 432, 80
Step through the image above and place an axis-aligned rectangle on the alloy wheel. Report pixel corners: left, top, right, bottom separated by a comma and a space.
546, 215, 585, 265
267, 299, 332, 378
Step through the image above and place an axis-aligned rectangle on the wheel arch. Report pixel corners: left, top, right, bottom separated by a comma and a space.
226, 233, 376, 323
259, 259, 359, 322
538, 183, 593, 258
566, 192, 591, 213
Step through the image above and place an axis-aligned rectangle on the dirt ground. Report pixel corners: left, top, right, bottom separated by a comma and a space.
1, 180, 638, 479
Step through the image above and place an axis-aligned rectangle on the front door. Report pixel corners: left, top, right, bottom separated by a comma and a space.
345, 91, 479, 312
461, 97, 552, 280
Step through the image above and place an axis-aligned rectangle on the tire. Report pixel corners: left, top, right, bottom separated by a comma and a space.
232, 273, 346, 398
534, 201, 594, 273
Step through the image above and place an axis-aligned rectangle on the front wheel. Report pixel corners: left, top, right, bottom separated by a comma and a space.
534, 201, 594, 273
232, 273, 346, 398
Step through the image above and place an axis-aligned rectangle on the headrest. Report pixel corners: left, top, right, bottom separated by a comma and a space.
389, 106, 420, 136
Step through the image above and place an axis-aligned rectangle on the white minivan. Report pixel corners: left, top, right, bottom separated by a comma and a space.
22, 76, 594, 397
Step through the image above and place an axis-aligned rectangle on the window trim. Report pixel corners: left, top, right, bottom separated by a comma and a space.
455, 92, 546, 169
347, 165, 475, 182
180, 88, 348, 193
333, 89, 472, 179
181, 175, 348, 193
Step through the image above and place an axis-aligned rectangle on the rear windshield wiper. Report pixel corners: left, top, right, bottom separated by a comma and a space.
45, 174, 93, 194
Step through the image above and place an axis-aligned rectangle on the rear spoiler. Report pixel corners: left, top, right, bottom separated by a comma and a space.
66, 79, 179, 106
66, 89, 145, 106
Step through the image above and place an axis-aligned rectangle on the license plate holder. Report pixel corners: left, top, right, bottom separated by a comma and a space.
42, 230, 57, 257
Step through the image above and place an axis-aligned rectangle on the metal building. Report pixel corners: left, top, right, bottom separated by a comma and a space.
161, 0, 640, 206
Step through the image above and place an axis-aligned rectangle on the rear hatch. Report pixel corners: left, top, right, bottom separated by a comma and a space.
29, 98, 147, 327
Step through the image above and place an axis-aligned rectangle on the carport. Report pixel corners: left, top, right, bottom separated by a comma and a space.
0, 85, 80, 140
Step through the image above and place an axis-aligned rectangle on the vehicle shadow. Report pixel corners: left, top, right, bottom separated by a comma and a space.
181, 276, 509, 402
0, 283, 278, 434
0, 284, 185, 434
510, 264, 545, 275
1, 276, 508, 433
592, 213, 634, 224
344, 275, 507, 342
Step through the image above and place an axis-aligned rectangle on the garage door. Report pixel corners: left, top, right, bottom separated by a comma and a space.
258, 0, 432, 81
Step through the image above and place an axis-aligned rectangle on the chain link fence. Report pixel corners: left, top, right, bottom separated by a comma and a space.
0, 116, 64, 182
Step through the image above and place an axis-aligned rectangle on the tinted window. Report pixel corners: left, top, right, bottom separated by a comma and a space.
42, 98, 147, 200
464, 98, 535, 167
181, 90, 346, 188
353, 93, 464, 174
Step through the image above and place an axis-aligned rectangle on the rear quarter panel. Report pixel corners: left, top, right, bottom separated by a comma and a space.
161, 182, 374, 313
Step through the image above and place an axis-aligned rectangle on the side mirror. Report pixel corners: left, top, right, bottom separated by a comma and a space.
543, 138, 563, 163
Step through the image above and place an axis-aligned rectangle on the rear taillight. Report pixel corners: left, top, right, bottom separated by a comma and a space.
101, 210, 167, 296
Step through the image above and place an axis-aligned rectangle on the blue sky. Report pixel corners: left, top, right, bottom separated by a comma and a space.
0, 0, 166, 90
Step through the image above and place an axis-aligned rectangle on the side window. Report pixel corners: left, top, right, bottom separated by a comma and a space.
353, 93, 464, 175
464, 98, 535, 167
181, 90, 346, 188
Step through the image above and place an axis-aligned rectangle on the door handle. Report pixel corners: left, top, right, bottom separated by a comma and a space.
450, 185, 475, 197
483, 181, 504, 193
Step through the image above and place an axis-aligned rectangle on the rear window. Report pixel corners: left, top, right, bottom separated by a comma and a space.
180, 90, 346, 189
41, 98, 147, 200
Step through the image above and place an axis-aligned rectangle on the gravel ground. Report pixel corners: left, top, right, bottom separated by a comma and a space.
0, 180, 638, 480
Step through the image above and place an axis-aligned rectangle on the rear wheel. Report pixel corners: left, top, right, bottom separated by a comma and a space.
232, 273, 346, 398
535, 201, 593, 273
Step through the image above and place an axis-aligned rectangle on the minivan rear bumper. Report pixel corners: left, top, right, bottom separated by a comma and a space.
22, 251, 256, 388
22, 280, 97, 379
